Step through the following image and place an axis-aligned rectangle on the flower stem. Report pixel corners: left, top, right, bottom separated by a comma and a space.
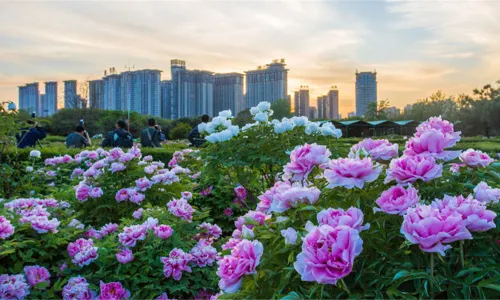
430, 253, 434, 279
340, 278, 351, 295
460, 240, 465, 268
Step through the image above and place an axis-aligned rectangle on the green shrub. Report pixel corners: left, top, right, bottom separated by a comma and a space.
170, 123, 192, 140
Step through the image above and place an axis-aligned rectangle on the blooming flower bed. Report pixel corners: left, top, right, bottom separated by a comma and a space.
0, 107, 499, 299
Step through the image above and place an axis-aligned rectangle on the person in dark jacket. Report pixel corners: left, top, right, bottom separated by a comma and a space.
140, 118, 162, 148
101, 120, 133, 148
16, 120, 46, 149
188, 114, 209, 148
66, 125, 91, 148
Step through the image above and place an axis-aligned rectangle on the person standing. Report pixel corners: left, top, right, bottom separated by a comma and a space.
188, 114, 209, 148
16, 120, 47, 149
66, 125, 91, 148
140, 118, 163, 148
101, 120, 133, 148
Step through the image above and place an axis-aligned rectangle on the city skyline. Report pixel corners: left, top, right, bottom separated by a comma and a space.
1, 1, 500, 116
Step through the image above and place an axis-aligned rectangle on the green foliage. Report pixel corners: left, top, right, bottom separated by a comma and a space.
169, 122, 192, 140
271, 99, 293, 120
233, 109, 253, 127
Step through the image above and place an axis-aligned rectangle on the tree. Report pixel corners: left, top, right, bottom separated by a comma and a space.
271, 99, 292, 119
233, 109, 253, 127
364, 99, 390, 120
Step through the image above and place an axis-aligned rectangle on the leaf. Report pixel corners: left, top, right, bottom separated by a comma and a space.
296, 205, 318, 212
484, 284, 500, 292
281, 291, 302, 300
393, 270, 409, 281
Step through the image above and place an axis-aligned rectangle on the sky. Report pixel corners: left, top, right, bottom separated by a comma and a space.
1, 0, 500, 116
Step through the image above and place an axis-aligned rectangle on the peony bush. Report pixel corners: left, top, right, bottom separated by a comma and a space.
0, 108, 499, 299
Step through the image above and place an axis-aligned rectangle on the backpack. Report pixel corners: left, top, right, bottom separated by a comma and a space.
112, 130, 133, 148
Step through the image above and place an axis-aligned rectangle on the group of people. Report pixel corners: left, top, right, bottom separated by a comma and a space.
16, 115, 210, 150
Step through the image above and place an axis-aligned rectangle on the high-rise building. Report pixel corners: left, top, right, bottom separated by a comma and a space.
245, 59, 288, 108
103, 74, 121, 110
39, 94, 46, 116
355, 71, 377, 117
160, 80, 172, 119
293, 86, 310, 117
44, 81, 58, 116
214, 73, 244, 115
293, 91, 300, 116
64, 80, 78, 109
327, 86, 339, 119
317, 97, 324, 119
89, 79, 105, 109
309, 106, 318, 120
170, 59, 187, 120
121, 69, 162, 116
18, 83, 40, 115
348, 111, 356, 118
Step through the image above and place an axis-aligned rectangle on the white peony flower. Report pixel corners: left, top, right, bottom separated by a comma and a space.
320, 122, 342, 138
254, 112, 269, 123
250, 106, 261, 115
257, 101, 271, 112
30, 150, 41, 158
26, 166, 34, 172
218, 109, 233, 118
305, 122, 320, 135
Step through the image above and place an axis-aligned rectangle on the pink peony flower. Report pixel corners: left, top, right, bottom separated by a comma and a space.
143, 217, 159, 230
67, 238, 99, 267
217, 240, 264, 293
71, 168, 84, 179
235, 211, 267, 231
75, 184, 92, 202
0, 274, 30, 299
181, 191, 193, 200
450, 163, 464, 173
109, 148, 124, 160
190, 240, 218, 267
200, 186, 213, 197
83, 167, 100, 178
256, 181, 291, 213
385, 155, 442, 185
155, 293, 170, 300
415, 116, 461, 146
294, 225, 363, 285
119, 153, 135, 163
128, 190, 145, 205
459, 149, 494, 168
110, 162, 126, 173
160, 248, 192, 281
401, 204, 472, 256
198, 222, 222, 241
92, 160, 106, 169
135, 177, 152, 192
99, 223, 119, 237
281, 227, 298, 245
85, 228, 101, 239
323, 157, 382, 189
223, 208, 233, 216
23, 265, 50, 287
349, 138, 398, 161
154, 225, 174, 239
269, 185, 321, 213
316, 207, 370, 232
132, 208, 143, 219
46, 170, 57, 177
115, 189, 130, 202
98, 281, 130, 300
144, 165, 157, 175
234, 186, 247, 200
143, 155, 153, 162
118, 225, 147, 247
221, 238, 242, 251
404, 129, 461, 161
116, 248, 134, 264
0, 216, 14, 239
283, 143, 331, 182
62, 276, 94, 300
374, 185, 420, 215
474, 181, 500, 204
30, 216, 60, 233
89, 187, 103, 199
431, 195, 497, 232
167, 198, 194, 222
151, 171, 179, 185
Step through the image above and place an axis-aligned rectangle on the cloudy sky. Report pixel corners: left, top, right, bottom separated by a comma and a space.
1, 0, 499, 115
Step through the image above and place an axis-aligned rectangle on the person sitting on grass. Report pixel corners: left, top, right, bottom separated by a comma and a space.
66, 125, 91, 148
188, 114, 209, 148
140, 118, 164, 148
101, 120, 133, 148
